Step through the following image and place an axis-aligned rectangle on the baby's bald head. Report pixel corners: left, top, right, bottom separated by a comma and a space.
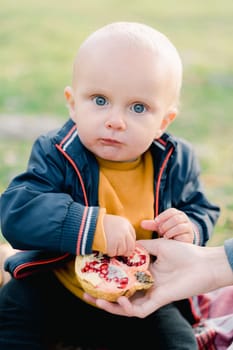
72, 22, 183, 108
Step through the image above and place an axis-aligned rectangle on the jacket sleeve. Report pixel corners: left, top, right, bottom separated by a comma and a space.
169, 139, 220, 246
0, 136, 99, 256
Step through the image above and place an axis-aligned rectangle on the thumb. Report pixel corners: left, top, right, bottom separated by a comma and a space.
141, 219, 159, 231
137, 239, 160, 256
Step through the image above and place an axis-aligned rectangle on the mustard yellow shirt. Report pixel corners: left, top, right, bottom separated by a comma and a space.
54, 150, 154, 299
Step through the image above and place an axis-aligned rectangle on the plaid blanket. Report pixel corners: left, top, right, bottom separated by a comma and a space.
192, 286, 233, 349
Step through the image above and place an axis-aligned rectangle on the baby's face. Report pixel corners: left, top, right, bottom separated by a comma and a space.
71, 42, 176, 162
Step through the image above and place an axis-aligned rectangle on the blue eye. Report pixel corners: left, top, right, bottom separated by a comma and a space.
132, 103, 145, 114
94, 96, 107, 106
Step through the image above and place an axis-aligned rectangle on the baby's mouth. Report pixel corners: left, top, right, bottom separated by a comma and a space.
100, 138, 122, 146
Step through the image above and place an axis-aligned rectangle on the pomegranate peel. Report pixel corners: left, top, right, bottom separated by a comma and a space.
75, 243, 154, 301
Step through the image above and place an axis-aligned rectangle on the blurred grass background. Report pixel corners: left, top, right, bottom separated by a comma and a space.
0, 0, 233, 245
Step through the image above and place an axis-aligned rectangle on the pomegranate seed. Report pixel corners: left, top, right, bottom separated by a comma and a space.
119, 277, 128, 289
99, 272, 108, 278
100, 263, 108, 271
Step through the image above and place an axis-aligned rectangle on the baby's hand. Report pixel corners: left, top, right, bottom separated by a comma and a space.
142, 208, 194, 243
103, 214, 136, 256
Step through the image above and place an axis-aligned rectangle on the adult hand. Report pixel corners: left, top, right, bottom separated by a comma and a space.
84, 238, 232, 318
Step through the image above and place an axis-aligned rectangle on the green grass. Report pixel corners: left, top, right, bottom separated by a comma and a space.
0, 0, 233, 245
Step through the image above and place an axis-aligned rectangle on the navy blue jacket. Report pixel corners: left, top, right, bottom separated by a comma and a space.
0, 118, 220, 278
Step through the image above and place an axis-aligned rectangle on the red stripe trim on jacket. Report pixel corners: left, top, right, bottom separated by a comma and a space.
154, 146, 174, 217
60, 124, 77, 147
76, 206, 88, 255
55, 144, 88, 206
13, 252, 71, 279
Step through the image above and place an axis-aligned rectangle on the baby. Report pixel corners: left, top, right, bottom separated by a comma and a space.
0, 21, 220, 349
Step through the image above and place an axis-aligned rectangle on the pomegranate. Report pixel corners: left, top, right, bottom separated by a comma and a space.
75, 243, 154, 301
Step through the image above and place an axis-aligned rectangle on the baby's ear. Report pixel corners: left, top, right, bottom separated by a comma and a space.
154, 109, 177, 139
161, 110, 177, 132
64, 86, 76, 119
